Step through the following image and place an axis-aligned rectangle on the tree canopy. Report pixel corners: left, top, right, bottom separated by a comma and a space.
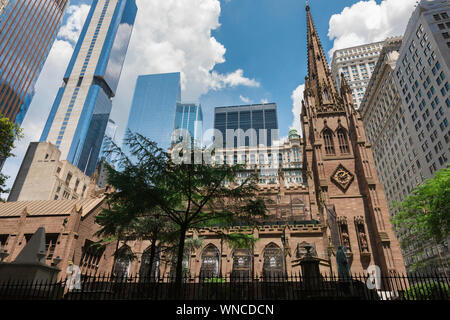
391, 165, 450, 272
95, 131, 268, 284
0, 114, 23, 199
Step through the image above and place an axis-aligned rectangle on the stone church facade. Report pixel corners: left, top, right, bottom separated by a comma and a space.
0, 4, 406, 280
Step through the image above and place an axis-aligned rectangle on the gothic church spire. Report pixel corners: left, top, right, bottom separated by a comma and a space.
305, 4, 338, 107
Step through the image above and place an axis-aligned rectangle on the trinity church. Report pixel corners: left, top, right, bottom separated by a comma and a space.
0, 5, 406, 279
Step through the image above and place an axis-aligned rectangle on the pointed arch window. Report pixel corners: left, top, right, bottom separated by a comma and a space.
337, 128, 350, 154
139, 246, 160, 281
113, 245, 133, 279
231, 249, 252, 280
323, 128, 335, 155
200, 244, 219, 279
263, 243, 284, 279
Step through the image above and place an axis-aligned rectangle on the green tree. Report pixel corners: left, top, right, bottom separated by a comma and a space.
0, 114, 23, 199
99, 131, 268, 285
391, 165, 450, 276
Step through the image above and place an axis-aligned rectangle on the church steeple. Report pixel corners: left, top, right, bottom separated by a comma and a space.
305, 4, 339, 108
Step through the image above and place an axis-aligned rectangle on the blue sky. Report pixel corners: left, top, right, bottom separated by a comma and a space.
2, 0, 417, 195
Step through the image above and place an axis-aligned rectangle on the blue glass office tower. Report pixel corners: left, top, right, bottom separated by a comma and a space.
40, 0, 137, 176
173, 103, 203, 147
0, 0, 69, 124
125, 73, 181, 150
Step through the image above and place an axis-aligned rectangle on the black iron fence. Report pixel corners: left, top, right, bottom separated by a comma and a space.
0, 273, 449, 300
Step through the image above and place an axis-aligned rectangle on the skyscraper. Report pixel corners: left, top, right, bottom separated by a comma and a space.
361, 0, 450, 274
40, 0, 137, 176
0, 0, 69, 124
124, 73, 181, 150
173, 103, 203, 147
99, 118, 117, 163
330, 41, 384, 109
214, 103, 278, 148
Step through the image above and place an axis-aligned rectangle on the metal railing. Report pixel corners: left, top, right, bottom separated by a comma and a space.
0, 272, 448, 300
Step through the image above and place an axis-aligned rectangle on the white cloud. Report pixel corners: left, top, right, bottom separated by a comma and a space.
111, 0, 259, 140
260, 98, 269, 104
291, 84, 304, 136
327, 0, 416, 56
57, 4, 91, 43
239, 95, 251, 104
210, 69, 260, 91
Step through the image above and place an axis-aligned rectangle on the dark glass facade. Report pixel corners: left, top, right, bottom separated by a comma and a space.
214, 103, 278, 147
0, 0, 69, 124
125, 72, 181, 150
173, 103, 203, 147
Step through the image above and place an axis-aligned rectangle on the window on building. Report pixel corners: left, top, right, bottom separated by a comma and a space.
200, 244, 219, 279
337, 128, 350, 154
113, 245, 133, 278
45, 234, 59, 260
263, 243, 284, 279
323, 128, 335, 155
139, 246, 160, 280
0, 234, 8, 250
65, 172, 72, 186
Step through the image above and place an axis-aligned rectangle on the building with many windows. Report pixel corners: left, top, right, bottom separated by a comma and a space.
124, 72, 181, 151
39, 0, 137, 176
7, 142, 96, 202
331, 41, 384, 109
214, 103, 278, 148
172, 103, 203, 148
0, 3, 407, 279
0, 0, 69, 124
362, 0, 449, 274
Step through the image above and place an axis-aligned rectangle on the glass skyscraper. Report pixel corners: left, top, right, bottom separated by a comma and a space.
214, 103, 278, 148
173, 103, 203, 147
40, 0, 137, 176
0, 0, 69, 124
125, 72, 181, 150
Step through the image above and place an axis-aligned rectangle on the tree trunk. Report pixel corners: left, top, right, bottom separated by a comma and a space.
435, 240, 448, 278
147, 231, 158, 280
175, 225, 187, 286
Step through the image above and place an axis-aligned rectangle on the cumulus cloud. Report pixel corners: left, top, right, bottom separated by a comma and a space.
290, 84, 304, 135
57, 4, 91, 43
327, 0, 416, 56
260, 98, 269, 104
111, 0, 259, 139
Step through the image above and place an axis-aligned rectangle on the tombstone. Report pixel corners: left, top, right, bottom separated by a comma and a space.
0, 227, 61, 284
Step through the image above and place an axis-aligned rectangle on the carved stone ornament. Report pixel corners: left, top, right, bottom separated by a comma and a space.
331, 164, 354, 191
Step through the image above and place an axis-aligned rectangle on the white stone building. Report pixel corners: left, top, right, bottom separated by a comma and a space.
331, 41, 384, 109
8, 142, 94, 202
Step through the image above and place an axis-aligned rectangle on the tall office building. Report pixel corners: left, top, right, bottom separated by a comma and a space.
124, 73, 181, 150
0, 0, 69, 124
40, 0, 137, 176
99, 118, 117, 162
172, 103, 203, 147
362, 0, 450, 274
331, 41, 384, 109
214, 103, 278, 148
